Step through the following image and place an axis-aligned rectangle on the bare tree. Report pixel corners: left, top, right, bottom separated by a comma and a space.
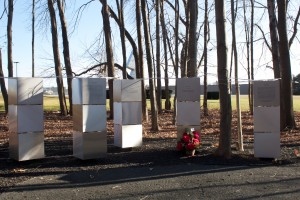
141, 0, 159, 131
116, 0, 127, 79
203, 0, 209, 116
231, 0, 243, 151
214, 0, 232, 158
47, 0, 68, 116
101, 0, 115, 119
155, 0, 162, 113
187, 0, 197, 77
267, 0, 280, 79
57, 0, 73, 115
160, 0, 171, 110
7, 0, 13, 77
136, 0, 148, 121
0, 48, 8, 113
277, 0, 296, 129
32, 0, 35, 77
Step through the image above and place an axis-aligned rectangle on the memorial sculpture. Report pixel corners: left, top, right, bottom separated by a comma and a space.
176, 78, 201, 153
113, 79, 142, 148
253, 80, 280, 158
72, 78, 107, 159
8, 77, 44, 161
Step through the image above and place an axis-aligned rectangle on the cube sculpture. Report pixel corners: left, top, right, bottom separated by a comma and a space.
176, 78, 201, 140
72, 78, 107, 160
253, 80, 280, 158
113, 79, 142, 148
8, 78, 44, 161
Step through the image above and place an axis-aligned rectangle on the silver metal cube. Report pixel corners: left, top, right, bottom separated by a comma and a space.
114, 102, 142, 125
114, 124, 143, 148
9, 132, 44, 161
254, 106, 280, 133
72, 78, 106, 105
254, 132, 280, 158
8, 77, 43, 105
73, 131, 107, 160
73, 105, 106, 133
176, 78, 201, 102
8, 105, 44, 133
176, 101, 201, 126
113, 79, 142, 102
177, 125, 201, 141
253, 80, 280, 107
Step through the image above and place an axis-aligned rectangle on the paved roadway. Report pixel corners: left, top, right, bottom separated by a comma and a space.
1, 162, 300, 199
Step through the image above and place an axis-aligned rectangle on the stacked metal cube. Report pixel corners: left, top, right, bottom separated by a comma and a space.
8, 78, 44, 161
113, 79, 142, 148
176, 78, 201, 139
253, 80, 280, 158
72, 78, 107, 159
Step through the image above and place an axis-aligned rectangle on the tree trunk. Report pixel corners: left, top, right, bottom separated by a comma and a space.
214, 0, 232, 158
181, 2, 189, 78
47, 0, 68, 116
7, 0, 13, 77
173, 0, 179, 124
57, 0, 73, 115
0, 49, 8, 114
249, 0, 254, 115
277, 0, 296, 129
161, 1, 171, 110
136, 0, 148, 121
101, 0, 115, 119
156, 0, 162, 113
267, 0, 280, 79
187, 0, 197, 77
203, 0, 208, 116
231, 0, 243, 151
116, 0, 127, 79
141, 0, 159, 131
32, 0, 35, 77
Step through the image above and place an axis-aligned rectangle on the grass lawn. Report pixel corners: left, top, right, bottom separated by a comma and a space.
0, 95, 299, 112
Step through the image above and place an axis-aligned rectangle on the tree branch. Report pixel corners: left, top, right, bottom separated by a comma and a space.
255, 24, 272, 52
289, 5, 300, 48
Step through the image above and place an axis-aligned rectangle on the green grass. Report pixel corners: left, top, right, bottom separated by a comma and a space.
0, 95, 299, 112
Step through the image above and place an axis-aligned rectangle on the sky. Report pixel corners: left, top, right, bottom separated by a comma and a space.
0, 0, 299, 87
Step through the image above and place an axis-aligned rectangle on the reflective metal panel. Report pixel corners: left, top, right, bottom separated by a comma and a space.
73, 105, 106, 132
254, 132, 280, 158
114, 102, 142, 125
254, 106, 280, 133
114, 124, 143, 148
8, 78, 43, 105
113, 80, 122, 102
72, 78, 106, 105
73, 131, 107, 160
253, 80, 280, 107
177, 125, 201, 141
176, 101, 201, 125
72, 78, 82, 105
113, 79, 142, 102
9, 105, 43, 133
176, 78, 201, 102
9, 132, 44, 161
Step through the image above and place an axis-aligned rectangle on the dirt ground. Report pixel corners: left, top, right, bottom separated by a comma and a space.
0, 109, 300, 194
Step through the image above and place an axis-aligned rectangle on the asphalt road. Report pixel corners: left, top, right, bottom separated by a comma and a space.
1, 162, 300, 200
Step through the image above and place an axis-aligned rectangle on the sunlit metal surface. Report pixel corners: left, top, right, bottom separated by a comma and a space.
8, 77, 43, 105
176, 78, 200, 102
253, 106, 280, 133
73, 131, 107, 160
176, 101, 201, 126
253, 80, 280, 107
114, 102, 142, 125
9, 132, 44, 161
72, 78, 106, 105
113, 79, 142, 102
114, 124, 143, 148
254, 132, 280, 158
